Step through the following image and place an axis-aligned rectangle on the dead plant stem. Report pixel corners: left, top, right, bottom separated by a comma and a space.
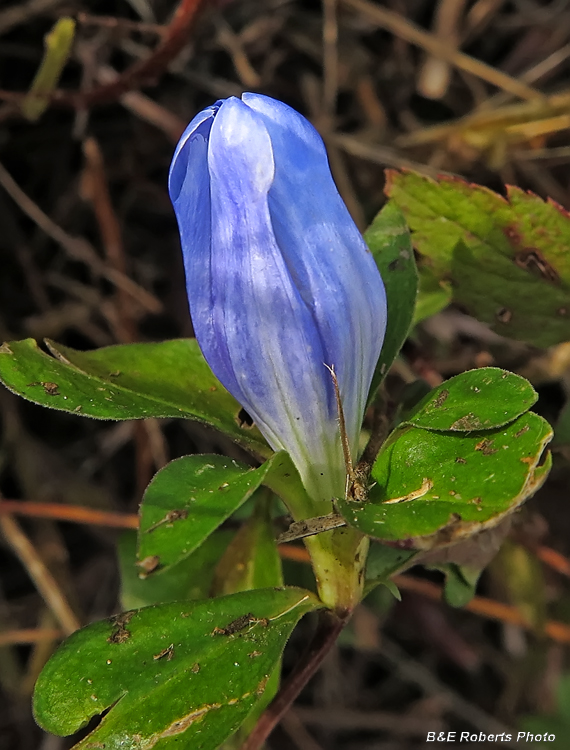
0, 514, 80, 635
340, 0, 544, 102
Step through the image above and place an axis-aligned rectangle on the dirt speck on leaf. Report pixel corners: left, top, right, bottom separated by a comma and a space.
211, 613, 267, 636
41, 381, 60, 396
496, 307, 512, 324
107, 611, 135, 644
475, 438, 498, 455
514, 248, 560, 285
145, 510, 188, 534
153, 644, 174, 661
256, 675, 270, 696
432, 389, 449, 408
515, 425, 530, 437
136, 555, 160, 577
450, 413, 483, 430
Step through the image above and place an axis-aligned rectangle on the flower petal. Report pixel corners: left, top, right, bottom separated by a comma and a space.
169, 103, 219, 201
242, 94, 387, 450
168, 104, 219, 370
200, 97, 346, 501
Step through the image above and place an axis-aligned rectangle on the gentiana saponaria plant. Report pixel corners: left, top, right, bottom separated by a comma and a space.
169, 93, 387, 614
0, 93, 559, 750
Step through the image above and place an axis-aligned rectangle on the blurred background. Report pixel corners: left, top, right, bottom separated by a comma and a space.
1, 1, 570, 748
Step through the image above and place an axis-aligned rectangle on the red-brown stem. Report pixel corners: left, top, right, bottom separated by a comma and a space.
240, 609, 346, 750
0, 499, 138, 529
54, 0, 206, 108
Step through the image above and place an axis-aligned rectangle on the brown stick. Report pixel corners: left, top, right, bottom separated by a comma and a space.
0, 628, 64, 647
322, 0, 339, 114
0, 0, 64, 36
417, 0, 467, 100
54, 0, 206, 108
76, 12, 166, 37
536, 545, 570, 578
95, 65, 186, 143
0, 160, 161, 312
0, 499, 138, 529
82, 137, 138, 343
340, 0, 544, 102
393, 575, 570, 644
0, 514, 81, 635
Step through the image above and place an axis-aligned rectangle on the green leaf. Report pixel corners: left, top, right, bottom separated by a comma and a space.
261, 450, 317, 521
403, 367, 537, 432
366, 543, 417, 580
118, 530, 233, 610
417, 521, 511, 595
385, 170, 570, 346
382, 580, 402, 601
520, 675, 570, 748
557, 674, 570, 725
338, 412, 553, 547
213, 492, 284, 748
365, 201, 418, 394
212, 492, 283, 596
0, 338, 270, 457
491, 540, 546, 630
437, 563, 482, 608
364, 543, 417, 598
413, 266, 452, 323
519, 716, 570, 748
138, 453, 287, 574
223, 665, 281, 750
34, 588, 319, 750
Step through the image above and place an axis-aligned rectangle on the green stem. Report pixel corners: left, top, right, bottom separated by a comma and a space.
264, 453, 368, 613
303, 528, 369, 616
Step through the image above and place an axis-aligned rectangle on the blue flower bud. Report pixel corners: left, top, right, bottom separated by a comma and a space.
169, 94, 386, 506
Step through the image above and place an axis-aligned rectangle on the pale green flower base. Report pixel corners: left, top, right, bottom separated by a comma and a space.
264, 452, 367, 614
304, 528, 369, 615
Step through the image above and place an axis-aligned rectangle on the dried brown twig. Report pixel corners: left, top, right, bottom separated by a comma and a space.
0, 628, 64, 647
339, 0, 545, 102
0, 0, 64, 36
0, 0, 205, 113
81, 137, 138, 343
0, 499, 139, 529
55, 0, 206, 108
0, 161, 161, 313
0, 513, 80, 635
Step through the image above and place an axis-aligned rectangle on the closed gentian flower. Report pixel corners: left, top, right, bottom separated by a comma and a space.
169, 93, 386, 508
